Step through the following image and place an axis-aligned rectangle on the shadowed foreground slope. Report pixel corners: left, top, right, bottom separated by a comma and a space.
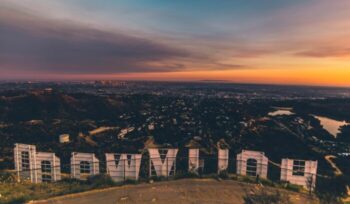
31, 179, 317, 204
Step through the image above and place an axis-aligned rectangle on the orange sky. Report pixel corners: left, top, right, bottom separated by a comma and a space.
109, 69, 350, 87
7, 67, 346, 87
96, 69, 350, 87
1, 0, 350, 87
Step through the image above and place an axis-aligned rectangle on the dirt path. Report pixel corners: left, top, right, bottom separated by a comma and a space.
324, 155, 350, 202
30, 179, 317, 204
325, 155, 342, 176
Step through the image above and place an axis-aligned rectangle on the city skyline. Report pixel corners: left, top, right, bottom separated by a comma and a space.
1, 0, 350, 87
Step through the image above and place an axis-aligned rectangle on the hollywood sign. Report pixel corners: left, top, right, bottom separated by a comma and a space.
14, 143, 318, 190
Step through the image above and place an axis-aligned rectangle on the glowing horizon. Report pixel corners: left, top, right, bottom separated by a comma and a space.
1, 0, 350, 87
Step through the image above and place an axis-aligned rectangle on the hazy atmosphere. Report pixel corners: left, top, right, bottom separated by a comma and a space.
1, 0, 350, 86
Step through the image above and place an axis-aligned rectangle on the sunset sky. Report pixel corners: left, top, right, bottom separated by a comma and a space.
1, 0, 350, 86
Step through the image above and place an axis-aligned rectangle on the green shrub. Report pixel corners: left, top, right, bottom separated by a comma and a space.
59, 177, 86, 185
5, 196, 30, 204
260, 178, 275, 187
315, 175, 349, 204
0, 172, 17, 183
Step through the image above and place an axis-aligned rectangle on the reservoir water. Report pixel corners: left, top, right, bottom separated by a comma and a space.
313, 115, 349, 138
268, 107, 294, 116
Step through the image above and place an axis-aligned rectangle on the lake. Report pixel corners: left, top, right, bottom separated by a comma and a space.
313, 115, 349, 138
268, 107, 294, 116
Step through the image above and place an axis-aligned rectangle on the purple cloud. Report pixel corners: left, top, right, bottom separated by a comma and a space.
0, 7, 191, 74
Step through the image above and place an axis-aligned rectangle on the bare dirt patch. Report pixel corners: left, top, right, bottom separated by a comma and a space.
32, 179, 317, 204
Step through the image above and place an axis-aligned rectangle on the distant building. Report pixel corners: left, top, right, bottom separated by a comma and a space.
89, 126, 116, 135
59, 134, 70, 143
25, 120, 44, 126
44, 88, 53, 92
172, 118, 177, 125
148, 123, 155, 131
118, 127, 135, 139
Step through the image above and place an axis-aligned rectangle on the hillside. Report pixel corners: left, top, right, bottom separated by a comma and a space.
0, 84, 349, 202
0, 90, 126, 121
30, 179, 317, 204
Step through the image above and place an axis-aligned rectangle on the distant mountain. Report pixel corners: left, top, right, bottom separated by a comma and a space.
0, 90, 125, 121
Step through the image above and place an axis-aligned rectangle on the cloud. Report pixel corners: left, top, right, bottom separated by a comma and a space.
3, 0, 349, 79
0, 6, 191, 74
295, 47, 350, 58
